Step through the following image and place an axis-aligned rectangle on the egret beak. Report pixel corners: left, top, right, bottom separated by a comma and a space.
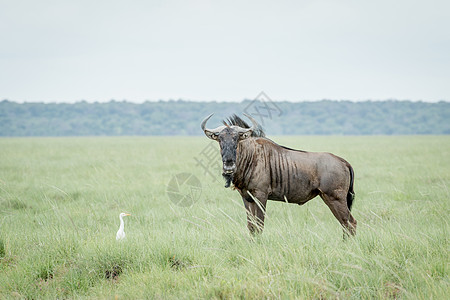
125, 213, 131, 216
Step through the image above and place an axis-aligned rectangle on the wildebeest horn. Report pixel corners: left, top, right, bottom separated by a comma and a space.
201, 113, 214, 132
243, 113, 259, 131
201, 113, 225, 134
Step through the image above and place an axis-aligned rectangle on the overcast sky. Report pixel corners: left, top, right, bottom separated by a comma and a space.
1, 0, 449, 103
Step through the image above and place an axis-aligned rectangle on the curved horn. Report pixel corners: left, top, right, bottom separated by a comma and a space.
243, 113, 259, 131
201, 113, 214, 132
201, 113, 225, 137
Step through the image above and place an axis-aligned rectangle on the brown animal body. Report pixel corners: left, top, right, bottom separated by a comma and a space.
201, 114, 357, 236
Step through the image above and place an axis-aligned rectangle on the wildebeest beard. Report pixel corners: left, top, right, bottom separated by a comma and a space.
222, 172, 233, 188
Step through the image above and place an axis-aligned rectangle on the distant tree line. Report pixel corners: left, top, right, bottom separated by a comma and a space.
0, 99, 449, 136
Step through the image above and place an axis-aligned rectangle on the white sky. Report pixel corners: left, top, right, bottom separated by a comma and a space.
0, 0, 449, 103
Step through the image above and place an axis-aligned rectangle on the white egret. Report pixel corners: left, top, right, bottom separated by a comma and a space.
116, 213, 131, 241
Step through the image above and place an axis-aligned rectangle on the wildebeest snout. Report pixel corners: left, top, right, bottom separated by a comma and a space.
223, 159, 236, 174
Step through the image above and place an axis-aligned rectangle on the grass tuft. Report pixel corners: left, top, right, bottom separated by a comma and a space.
0, 239, 5, 258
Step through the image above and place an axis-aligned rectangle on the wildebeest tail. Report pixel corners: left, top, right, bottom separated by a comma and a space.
347, 164, 355, 211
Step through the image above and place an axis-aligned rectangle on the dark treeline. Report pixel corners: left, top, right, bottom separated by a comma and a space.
0, 99, 449, 136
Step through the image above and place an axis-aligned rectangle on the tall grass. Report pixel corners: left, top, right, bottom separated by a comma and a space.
0, 136, 448, 299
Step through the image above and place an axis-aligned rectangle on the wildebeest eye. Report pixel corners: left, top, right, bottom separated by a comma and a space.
205, 130, 220, 140
239, 131, 252, 140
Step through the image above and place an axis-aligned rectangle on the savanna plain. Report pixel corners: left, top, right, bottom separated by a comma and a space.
0, 136, 448, 299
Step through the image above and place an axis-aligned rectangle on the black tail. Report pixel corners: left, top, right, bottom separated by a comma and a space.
347, 165, 355, 211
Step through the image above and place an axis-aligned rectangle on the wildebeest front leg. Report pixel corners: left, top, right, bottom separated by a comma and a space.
242, 192, 267, 234
320, 190, 357, 237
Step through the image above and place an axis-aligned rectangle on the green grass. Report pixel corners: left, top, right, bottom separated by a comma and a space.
0, 136, 448, 299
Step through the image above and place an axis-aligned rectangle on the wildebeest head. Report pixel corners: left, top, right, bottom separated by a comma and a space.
201, 113, 259, 185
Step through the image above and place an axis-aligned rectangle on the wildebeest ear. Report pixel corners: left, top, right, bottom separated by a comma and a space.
239, 130, 252, 140
205, 130, 219, 140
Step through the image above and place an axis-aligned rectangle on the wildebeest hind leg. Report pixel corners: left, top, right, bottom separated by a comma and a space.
320, 192, 357, 237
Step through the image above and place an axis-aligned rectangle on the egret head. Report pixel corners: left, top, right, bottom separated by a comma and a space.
120, 213, 131, 218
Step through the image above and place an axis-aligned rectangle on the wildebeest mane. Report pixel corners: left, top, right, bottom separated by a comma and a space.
222, 114, 266, 137
280, 145, 307, 153
223, 114, 307, 152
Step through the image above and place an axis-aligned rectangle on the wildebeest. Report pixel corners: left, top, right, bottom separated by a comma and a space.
201, 113, 357, 237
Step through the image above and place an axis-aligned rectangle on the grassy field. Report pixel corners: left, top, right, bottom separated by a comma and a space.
0, 136, 448, 299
